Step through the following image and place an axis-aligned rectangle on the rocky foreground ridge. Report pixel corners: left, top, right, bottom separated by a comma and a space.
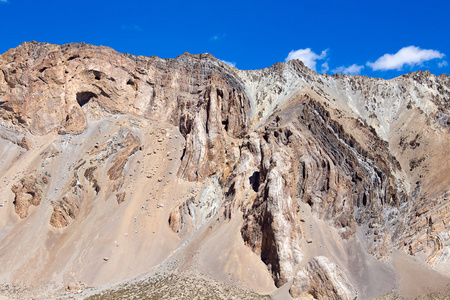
0, 42, 449, 299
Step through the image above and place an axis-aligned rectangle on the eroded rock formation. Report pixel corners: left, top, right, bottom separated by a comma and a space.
290, 256, 357, 300
0, 42, 449, 298
11, 175, 46, 219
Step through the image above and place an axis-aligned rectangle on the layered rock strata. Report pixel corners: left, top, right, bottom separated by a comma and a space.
0, 42, 449, 298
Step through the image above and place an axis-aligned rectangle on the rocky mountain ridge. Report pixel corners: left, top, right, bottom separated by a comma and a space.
0, 41, 449, 299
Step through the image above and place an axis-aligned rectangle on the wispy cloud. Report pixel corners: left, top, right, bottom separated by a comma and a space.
210, 33, 227, 42
321, 62, 329, 73
438, 61, 448, 68
121, 24, 141, 31
0, 0, 8, 3
219, 59, 236, 68
333, 64, 364, 75
367, 46, 445, 71
285, 48, 327, 71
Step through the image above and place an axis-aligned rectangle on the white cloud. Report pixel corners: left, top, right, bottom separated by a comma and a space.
367, 46, 445, 71
333, 64, 364, 75
219, 59, 236, 68
285, 48, 327, 71
438, 61, 448, 68
321, 62, 329, 73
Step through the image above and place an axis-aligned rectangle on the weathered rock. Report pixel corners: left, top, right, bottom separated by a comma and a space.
84, 166, 100, 194
116, 192, 126, 204
11, 175, 45, 219
67, 282, 85, 291
289, 256, 357, 300
50, 195, 80, 228
239, 135, 304, 286
106, 133, 140, 182
169, 178, 223, 235
18, 137, 31, 150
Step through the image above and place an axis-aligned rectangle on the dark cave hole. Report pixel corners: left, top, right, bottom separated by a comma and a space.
305, 195, 313, 207
284, 129, 292, 141
76, 92, 97, 107
249, 171, 260, 192
127, 79, 137, 91
217, 89, 224, 99
93, 181, 101, 194
93, 70, 102, 80
362, 193, 367, 206
67, 55, 79, 61
222, 118, 229, 131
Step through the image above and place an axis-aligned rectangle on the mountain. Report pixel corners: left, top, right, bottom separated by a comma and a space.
0, 41, 449, 299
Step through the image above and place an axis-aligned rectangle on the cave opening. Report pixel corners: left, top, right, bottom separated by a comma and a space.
249, 171, 260, 192
222, 118, 229, 132
93, 70, 102, 80
362, 193, 367, 206
76, 92, 97, 107
67, 55, 79, 61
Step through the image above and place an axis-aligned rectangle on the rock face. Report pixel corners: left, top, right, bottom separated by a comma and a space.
290, 256, 357, 300
0, 42, 449, 298
11, 175, 46, 218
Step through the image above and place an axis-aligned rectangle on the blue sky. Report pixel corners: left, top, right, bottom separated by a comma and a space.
0, 0, 449, 78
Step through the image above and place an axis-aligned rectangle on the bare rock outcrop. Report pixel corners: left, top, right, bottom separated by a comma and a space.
48, 128, 142, 228
11, 175, 46, 219
239, 133, 303, 286
169, 178, 223, 235
289, 256, 357, 300
67, 281, 85, 291
106, 133, 140, 182
50, 194, 81, 228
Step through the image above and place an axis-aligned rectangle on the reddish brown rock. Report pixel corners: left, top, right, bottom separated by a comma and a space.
107, 133, 140, 181
11, 175, 45, 219
116, 192, 126, 204
18, 137, 31, 150
50, 195, 80, 228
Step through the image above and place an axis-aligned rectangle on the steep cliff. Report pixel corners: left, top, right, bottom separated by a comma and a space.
0, 42, 449, 299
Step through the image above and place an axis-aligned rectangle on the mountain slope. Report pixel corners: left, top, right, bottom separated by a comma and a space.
0, 42, 449, 299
